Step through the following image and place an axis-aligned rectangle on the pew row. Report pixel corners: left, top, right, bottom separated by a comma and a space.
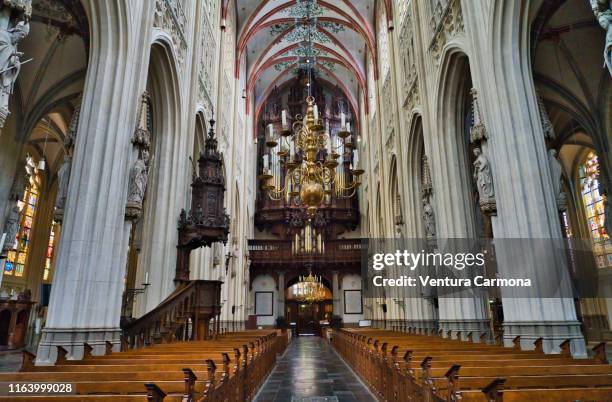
332, 328, 611, 402
0, 329, 287, 401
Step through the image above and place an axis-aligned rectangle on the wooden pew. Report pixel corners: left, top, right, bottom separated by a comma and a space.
332, 328, 611, 402
0, 329, 287, 401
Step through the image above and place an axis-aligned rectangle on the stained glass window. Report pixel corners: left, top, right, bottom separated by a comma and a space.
43, 221, 57, 281
5, 168, 41, 277
579, 151, 612, 268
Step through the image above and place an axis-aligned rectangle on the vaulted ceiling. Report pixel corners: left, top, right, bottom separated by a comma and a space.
531, 0, 611, 175
234, 0, 389, 114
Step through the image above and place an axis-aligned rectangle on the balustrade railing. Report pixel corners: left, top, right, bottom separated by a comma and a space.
248, 238, 363, 266
121, 280, 222, 349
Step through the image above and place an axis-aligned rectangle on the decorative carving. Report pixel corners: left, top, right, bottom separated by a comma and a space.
548, 149, 567, 212
428, 0, 464, 66
54, 155, 72, 220
289, 210, 304, 229
382, 75, 394, 137
469, 88, 488, 144
198, 0, 217, 111
176, 119, 230, 282
421, 156, 436, 240
591, 0, 612, 76
54, 102, 80, 222
0, 16, 29, 130
536, 91, 555, 140
399, 13, 417, 101
126, 149, 150, 219
125, 93, 152, 220
2, 200, 19, 254
154, 0, 187, 65
473, 148, 496, 214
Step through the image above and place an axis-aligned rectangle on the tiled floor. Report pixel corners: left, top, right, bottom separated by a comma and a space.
254, 336, 377, 402
0, 349, 23, 372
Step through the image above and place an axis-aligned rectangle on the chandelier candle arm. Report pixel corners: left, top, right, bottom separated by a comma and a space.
259, 95, 360, 216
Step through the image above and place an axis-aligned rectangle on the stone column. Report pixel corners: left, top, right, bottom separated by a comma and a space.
463, 0, 586, 356
36, 0, 152, 364
331, 271, 340, 317
277, 271, 285, 322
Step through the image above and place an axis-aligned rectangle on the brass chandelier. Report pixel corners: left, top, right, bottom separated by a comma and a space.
259, 96, 363, 216
294, 271, 326, 303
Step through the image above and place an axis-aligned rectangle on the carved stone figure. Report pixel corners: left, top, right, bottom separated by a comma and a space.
125, 150, 149, 219
548, 149, 567, 212
592, 0, 612, 76
195, 204, 204, 224
422, 192, 436, 239
0, 20, 28, 126
536, 91, 555, 141
473, 147, 496, 213
54, 154, 72, 221
2, 202, 19, 253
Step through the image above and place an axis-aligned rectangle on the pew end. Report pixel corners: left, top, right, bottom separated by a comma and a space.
533, 337, 543, 354
20, 350, 36, 372
592, 342, 608, 364
144, 383, 167, 402
512, 336, 521, 351
559, 339, 572, 357
83, 342, 94, 359
56, 346, 69, 365
481, 378, 506, 402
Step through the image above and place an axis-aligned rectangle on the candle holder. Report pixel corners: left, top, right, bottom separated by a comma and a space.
337, 129, 350, 139
265, 137, 278, 148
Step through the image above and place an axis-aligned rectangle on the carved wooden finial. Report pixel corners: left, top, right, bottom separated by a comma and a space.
83, 343, 93, 359
20, 350, 36, 372
559, 339, 572, 357
593, 342, 608, 364
512, 336, 521, 350
481, 378, 505, 402
494, 334, 502, 346
445, 364, 462, 400
533, 337, 544, 354
144, 383, 167, 402
55, 346, 68, 365
181, 368, 197, 400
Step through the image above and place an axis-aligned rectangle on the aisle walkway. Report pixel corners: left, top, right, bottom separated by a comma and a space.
255, 336, 377, 402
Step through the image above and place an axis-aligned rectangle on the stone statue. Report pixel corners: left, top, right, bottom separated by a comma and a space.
422, 192, 436, 239
592, 0, 612, 76
125, 150, 149, 219
54, 154, 72, 220
2, 202, 19, 253
548, 149, 567, 211
0, 20, 28, 125
473, 147, 496, 213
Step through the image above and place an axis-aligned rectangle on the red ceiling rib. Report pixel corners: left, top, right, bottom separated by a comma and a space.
237, 0, 379, 78
247, 21, 366, 87
252, 63, 360, 126
246, 45, 366, 108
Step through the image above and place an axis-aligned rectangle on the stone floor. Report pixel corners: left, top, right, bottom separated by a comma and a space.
254, 336, 377, 402
0, 349, 23, 372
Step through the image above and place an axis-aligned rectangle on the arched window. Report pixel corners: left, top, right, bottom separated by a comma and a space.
5, 158, 41, 278
579, 151, 611, 268
43, 221, 57, 282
